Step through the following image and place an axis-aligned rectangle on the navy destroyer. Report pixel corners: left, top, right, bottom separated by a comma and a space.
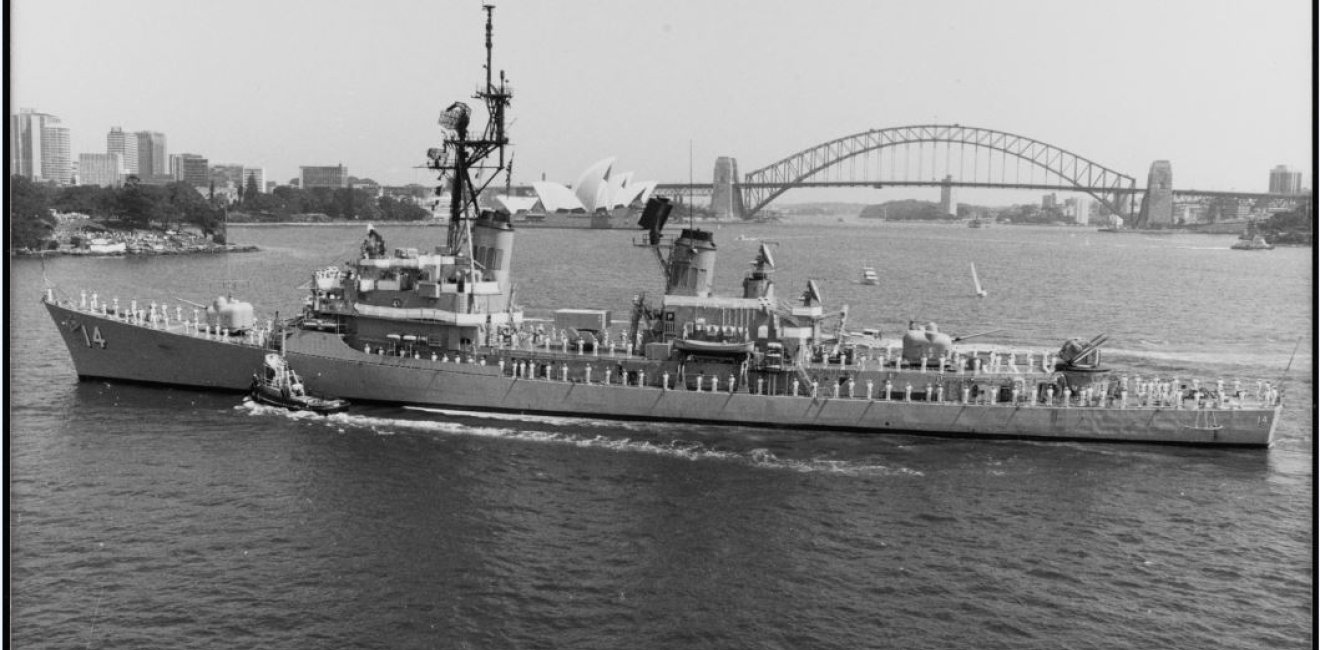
42, 6, 1284, 447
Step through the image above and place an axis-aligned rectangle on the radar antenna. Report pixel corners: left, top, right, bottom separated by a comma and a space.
427, 4, 513, 257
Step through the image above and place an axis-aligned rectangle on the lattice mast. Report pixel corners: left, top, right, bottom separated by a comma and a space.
426, 4, 513, 257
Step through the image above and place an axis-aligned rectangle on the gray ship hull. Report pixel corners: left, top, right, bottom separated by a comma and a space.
282, 330, 1279, 447
44, 298, 269, 391
43, 297, 1281, 447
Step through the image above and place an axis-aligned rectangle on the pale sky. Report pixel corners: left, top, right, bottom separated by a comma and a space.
9, 0, 1314, 203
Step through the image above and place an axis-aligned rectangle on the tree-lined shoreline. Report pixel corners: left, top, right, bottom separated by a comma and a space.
8, 175, 433, 253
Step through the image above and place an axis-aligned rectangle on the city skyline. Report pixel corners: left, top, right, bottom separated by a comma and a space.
10, 0, 1314, 204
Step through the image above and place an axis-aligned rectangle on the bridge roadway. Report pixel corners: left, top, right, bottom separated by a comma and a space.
653, 180, 1300, 201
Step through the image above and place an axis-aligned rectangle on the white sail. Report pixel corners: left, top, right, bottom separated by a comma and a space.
971, 262, 987, 297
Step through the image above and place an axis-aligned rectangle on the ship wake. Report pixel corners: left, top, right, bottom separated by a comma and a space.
239, 401, 919, 475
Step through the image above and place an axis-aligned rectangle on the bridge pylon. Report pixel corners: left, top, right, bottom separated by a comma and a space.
711, 156, 743, 219
1135, 160, 1174, 228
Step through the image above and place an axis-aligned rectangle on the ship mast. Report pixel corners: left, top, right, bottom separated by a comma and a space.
428, 4, 512, 257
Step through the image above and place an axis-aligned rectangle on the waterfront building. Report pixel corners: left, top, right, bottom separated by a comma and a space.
170, 153, 210, 187
1268, 165, 1303, 195
354, 178, 384, 198
383, 185, 431, 203
1209, 196, 1251, 222
11, 109, 73, 184
78, 153, 127, 187
106, 127, 140, 174
136, 131, 167, 176
1064, 196, 1090, 224
301, 164, 349, 190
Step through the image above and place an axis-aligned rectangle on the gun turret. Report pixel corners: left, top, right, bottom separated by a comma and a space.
1056, 334, 1108, 369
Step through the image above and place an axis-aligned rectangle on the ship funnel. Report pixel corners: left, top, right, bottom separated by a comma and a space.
472, 209, 515, 308
665, 228, 717, 297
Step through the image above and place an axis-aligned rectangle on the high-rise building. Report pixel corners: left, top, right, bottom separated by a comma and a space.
209, 163, 246, 188
170, 153, 210, 187
301, 164, 349, 190
1268, 165, 1302, 195
135, 131, 167, 176
43, 124, 73, 185
107, 127, 140, 174
11, 109, 46, 179
11, 109, 73, 184
78, 153, 127, 187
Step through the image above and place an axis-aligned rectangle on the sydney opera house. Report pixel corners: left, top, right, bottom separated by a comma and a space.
494, 157, 657, 229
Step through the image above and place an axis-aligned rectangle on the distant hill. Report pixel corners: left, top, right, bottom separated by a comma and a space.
858, 199, 955, 221
778, 202, 869, 216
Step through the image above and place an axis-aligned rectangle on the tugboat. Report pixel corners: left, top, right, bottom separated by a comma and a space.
249, 353, 349, 415
40, 6, 1287, 447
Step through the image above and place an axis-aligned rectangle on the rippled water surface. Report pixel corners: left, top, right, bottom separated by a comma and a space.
9, 221, 1313, 649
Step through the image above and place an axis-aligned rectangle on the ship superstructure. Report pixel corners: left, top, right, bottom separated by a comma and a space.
304, 4, 520, 354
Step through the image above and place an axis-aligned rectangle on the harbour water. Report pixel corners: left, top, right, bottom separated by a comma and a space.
9, 221, 1313, 648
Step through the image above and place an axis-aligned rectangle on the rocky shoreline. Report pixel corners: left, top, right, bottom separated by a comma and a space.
13, 243, 259, 257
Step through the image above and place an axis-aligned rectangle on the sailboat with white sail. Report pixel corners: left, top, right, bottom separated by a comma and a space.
971, 262, 987, 297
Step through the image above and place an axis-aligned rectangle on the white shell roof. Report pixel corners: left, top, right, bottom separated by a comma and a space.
494, 195, 539, 213
527, 158, 655, 213
574, 157, 615, 212
531, 181, 585, 212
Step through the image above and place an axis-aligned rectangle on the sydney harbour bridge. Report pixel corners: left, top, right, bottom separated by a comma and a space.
651, 124, 1309, 227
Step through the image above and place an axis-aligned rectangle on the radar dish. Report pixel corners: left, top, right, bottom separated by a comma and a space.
805, 279, 823, 305
438, 102, 471, 132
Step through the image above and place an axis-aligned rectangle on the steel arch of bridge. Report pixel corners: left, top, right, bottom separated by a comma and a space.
740, 124, 1137, 218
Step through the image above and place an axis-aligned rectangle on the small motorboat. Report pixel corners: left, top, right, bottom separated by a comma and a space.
1231, 235, 1274, 251
860, 266, 879, 285
249, 353, 349, 414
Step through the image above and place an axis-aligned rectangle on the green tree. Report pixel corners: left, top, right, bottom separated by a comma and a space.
307, 187, 336, 217
115, 181, 162, 228
271, 185, 304, 215
244, 173, 261, 207
379, 196, 429, 221
166, 181, 213, 230
52, 184, 115, 217
9, 175, 58, 250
